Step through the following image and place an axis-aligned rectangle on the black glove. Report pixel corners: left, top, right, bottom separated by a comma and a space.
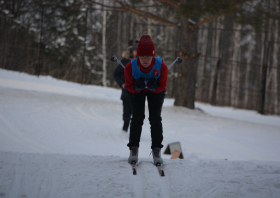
147, 77, 157, 92
134, 77, 145, 91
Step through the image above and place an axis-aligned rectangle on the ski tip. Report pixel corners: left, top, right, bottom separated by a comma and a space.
133, 168, 137, 175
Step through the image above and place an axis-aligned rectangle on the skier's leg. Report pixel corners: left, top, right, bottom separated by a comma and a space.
147, 91, 165, 149
127, 91, 146, 148
127, 97, 133, 127
122, 99, 131, 132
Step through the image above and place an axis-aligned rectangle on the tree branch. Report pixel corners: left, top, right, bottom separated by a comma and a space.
84, 0, 124, 10
112, 0, 178, 27
85, 0, 253, 29
154, 0, 179, 8
195, 0, 254, 27
85, 0, 178, 27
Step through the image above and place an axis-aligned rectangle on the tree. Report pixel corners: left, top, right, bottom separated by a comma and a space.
0, 0, 87, 80
102, 0, 107, 86
81, 0, 279, 109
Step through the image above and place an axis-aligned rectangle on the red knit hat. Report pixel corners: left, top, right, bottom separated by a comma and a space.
137, 35, 155, 56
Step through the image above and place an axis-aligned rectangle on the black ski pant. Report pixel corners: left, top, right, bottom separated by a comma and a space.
122, 99, 132, 128
127, 90, 165, 149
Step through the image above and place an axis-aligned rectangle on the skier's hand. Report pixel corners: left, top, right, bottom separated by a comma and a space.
147, 77, 157, 92
134, 77, 145, 91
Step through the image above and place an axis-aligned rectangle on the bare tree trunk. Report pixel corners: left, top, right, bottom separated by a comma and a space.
147, 19, 151, 35
174, 18, 198, 109
24, 40, 31, 72
271, 1, 278, 114
211, 59, 221, 105
230, 22, 241, 107
259, 31, 269, 114
163, 25, 168, 56
267, 18, 278, 114
209, 19, 222, 102
102, 0, 107, 87
130, 14, 134, 41
117, 11, 122, 58
271, 41, 278, 115
147, 0, 153, 35
243, 32, 253, 108
196, 23, 208, 101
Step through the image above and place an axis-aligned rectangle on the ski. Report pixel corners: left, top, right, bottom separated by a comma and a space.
154, 163, 165, 176
131, 161, 137, 175
129, 161, 164, 176
130, 161, 141, 175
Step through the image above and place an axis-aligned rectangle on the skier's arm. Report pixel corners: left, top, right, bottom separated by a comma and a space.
113, 65, 125, 88
124, 62, 141, 93
153, 61, 168, 93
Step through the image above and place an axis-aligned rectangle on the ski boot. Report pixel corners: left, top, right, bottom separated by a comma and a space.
128, 147, 138, 164
152, 147, 163, 165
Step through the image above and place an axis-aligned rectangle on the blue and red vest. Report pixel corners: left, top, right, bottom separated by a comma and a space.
131, 57, 162, 81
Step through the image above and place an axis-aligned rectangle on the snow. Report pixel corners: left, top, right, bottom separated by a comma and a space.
1, 68, 280, 198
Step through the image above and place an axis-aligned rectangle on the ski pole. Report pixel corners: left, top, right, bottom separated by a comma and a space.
168, 57, 182, 70
111, 55, 125, 69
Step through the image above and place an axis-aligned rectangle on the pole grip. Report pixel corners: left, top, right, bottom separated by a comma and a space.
168, 57, 182, 70
111, 55, 125, 69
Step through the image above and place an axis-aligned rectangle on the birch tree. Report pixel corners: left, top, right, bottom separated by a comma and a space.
102, 0, 107, 87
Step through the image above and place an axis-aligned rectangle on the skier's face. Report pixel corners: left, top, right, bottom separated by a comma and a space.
139, 56, 153, 68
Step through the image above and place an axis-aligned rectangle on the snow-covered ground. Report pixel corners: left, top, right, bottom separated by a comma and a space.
1, 68, 280, 198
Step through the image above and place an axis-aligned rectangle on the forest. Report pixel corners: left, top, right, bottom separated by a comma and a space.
0, 0, 279, 115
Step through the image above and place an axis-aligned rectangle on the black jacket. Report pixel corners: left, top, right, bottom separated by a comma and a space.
114, 58, 131, 100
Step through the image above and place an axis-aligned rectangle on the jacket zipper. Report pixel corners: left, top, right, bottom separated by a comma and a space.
144, 67, 148, 74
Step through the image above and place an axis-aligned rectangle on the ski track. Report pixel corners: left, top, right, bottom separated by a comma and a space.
0, 112, 56, 153
0, 87, 129, 157
0, 152, 137, 198
166, 159, 280, 198
131, 162, 144, 198
1, 152, 280, 198
155, 163, 171, 198
132, 161, 171, 198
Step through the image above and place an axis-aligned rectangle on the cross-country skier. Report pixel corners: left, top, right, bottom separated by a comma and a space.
113, 41, 138, 132
124, 35, 168, 165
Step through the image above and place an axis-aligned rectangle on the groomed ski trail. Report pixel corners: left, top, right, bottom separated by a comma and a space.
130, 161, 171, 198
1, 69, 280, 198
